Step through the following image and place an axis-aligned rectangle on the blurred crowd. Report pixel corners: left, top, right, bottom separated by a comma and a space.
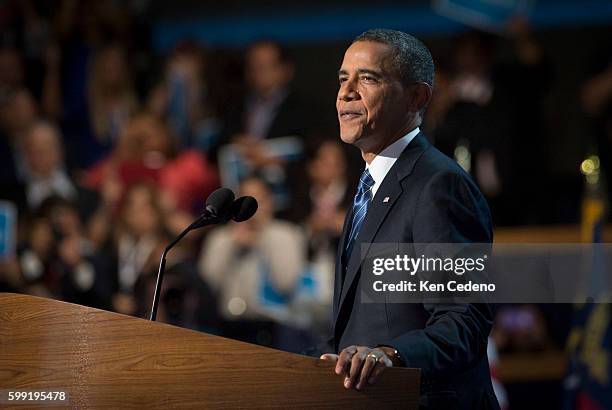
0, 1, 611, 362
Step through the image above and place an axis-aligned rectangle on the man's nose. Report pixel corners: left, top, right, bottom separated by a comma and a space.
338, 79, 359, 101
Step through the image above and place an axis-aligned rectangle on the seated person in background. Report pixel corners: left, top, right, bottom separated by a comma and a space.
17, 196, 110, 310
82, 183, 168, 317
39, 197, 111, 310
146, 42, 220, 152
81, 44, 138, 167
428, 20, 550, 226
84, 112, 218, 215
109, 183, 167, 316
20, 120, 100, 222
198, 176, 306, 345
0, 86, 39, 208
217, 41, 323, 220
15, 216, 56, 297
87, 180, 214, 324
221, 40, 308, 166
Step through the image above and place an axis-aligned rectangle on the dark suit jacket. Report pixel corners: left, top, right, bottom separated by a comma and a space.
221, 91, 315, 143
219, 91, 331, 223
332, 132, 500, 410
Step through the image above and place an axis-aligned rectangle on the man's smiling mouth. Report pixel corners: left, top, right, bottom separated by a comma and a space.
339, 110, 364, 120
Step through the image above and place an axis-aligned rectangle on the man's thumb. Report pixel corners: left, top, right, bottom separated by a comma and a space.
320, 353, 339, 362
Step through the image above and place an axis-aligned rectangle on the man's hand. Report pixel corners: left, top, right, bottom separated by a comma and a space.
320, 345, 394, 390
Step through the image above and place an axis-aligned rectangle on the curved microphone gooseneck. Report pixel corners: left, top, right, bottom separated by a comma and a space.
149, 189, 259, 321
149, 188, 234, 321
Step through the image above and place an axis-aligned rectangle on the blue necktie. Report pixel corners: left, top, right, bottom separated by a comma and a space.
344, 168, 375, 265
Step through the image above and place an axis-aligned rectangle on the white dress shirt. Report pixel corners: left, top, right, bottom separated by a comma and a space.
26, 170, 77, 210
367, 127, 420, 198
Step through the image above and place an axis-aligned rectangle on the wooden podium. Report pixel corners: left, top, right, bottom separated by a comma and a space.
0, 293, 420, 408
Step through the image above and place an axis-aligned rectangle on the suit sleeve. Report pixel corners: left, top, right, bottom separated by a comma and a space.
385, 170, 494, 377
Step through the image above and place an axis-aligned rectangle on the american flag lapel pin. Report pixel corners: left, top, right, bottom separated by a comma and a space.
383, 196, 390, 203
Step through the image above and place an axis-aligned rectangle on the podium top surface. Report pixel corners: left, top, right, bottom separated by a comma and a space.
0, 293, 420, 409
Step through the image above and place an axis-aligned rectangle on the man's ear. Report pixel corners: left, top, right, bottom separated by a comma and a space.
407, 82, 433, 113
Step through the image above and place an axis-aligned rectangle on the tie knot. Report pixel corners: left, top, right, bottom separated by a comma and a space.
359, 169, 374, 191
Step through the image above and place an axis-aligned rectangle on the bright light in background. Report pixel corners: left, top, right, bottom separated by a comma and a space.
580, 155, 601, 185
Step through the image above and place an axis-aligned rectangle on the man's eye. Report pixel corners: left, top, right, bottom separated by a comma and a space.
339, 77, 347, 83
361, 76, 376, 82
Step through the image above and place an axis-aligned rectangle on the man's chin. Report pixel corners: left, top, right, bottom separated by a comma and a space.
339, 131, 361, 146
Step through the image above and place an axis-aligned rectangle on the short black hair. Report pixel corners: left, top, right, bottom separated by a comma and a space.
353, 29, 435, 88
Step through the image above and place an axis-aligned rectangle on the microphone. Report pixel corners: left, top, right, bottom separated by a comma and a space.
231, 196, 258, 222
150, 188, 235, 321
192, 187, 236, 228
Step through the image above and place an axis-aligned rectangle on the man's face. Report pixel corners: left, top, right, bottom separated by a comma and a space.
246, 44, 290, 96
336, 41, 409, 151
24, 126, 62, 177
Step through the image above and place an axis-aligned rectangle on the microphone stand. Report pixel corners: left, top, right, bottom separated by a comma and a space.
149, 213, 219, 321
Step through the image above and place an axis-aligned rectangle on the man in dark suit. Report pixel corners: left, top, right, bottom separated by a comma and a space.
221, 40, 311, 147
319, 29, 500, 409
218, 41, 325, 222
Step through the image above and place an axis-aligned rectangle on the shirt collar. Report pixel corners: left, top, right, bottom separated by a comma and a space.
367, 127, 420, 197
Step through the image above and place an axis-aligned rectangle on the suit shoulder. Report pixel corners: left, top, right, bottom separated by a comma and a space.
414, 142, 475, 183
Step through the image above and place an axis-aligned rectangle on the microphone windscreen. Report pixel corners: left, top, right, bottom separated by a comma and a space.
232, 196, 258, 222
206, 188, 235, 217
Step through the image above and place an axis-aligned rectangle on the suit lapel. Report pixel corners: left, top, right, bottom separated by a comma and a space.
333, 205, 354, 319
334, 176, 402, 324
333, 133, 431, 329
